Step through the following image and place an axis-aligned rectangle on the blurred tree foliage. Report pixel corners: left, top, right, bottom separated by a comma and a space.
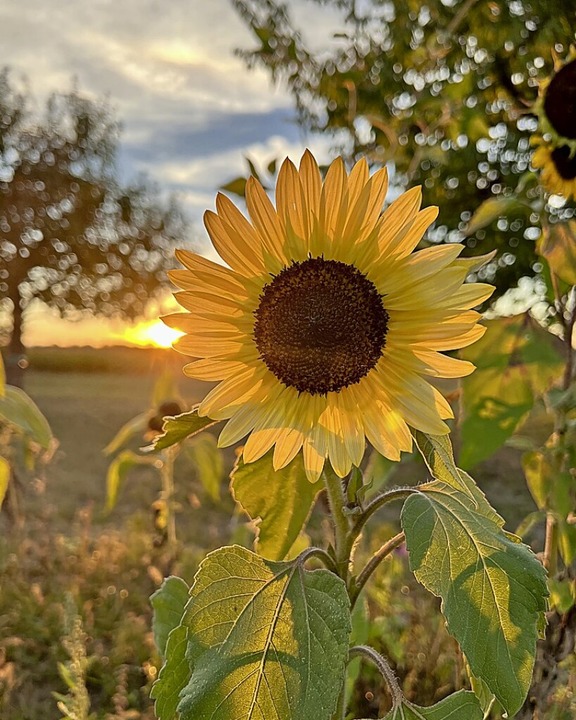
232, 0, 576, 297
0, 68, 187, 384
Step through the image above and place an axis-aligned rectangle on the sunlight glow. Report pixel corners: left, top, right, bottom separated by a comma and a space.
123, 320, 183, 348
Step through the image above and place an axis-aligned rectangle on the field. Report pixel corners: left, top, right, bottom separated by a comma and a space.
0, 346, 543, 718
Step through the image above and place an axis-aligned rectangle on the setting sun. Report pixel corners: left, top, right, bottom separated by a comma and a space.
122, 320, 184, 348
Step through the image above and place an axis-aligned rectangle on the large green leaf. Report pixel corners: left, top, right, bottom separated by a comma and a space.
459, 315, 562, 469
413, 431, 504, 527
231, 452, 322, 560
357, 690, 483, 719
151, 576, 190, 660
0, 386, 53, 449
151, 623, 190, 720
401, 482, 548, 716
169, 545, 350, 720
144, 408, 218, 452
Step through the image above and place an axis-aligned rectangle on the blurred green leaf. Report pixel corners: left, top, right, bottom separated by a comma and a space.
548, 578, 576, 614
220, 176, 247, 198
537, 221, 576, 286
103, 411, 149, 456
359, 690, 483, 719
0, 386, 53, 449
186, 433, 223, 503
465, 196, 530, 236
522, 450, 574, 517
558, 519, 576, 567
176, 545, 351, 720
245, 156, 260, 181
152, 370, 181, 409
105, 449, 144, 510
459, 315, 563, 469
231, 451, 322, 560
151, 576, 190, 660
0, 457, 9, 508
401, 481, 548, 716
145, 408, 218, 452
0, 355, 5, 397
267, 158, 278, 175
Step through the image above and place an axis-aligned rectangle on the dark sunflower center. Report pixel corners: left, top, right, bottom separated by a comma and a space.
253, 257, 389, 395
551, 145, 576, 180
544, 59, 576, 140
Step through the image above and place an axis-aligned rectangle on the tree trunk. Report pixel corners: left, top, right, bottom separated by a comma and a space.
4, 292, 26, 388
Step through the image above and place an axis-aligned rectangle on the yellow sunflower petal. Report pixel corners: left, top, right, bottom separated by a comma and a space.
298, 149, 322, 220
245, 176, 288, 264
204, 209, 264, 276
174, 249, 250, 299
319, 157, 348, 242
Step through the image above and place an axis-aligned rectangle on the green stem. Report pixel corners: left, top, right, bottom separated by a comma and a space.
344, 488, 415, 564
323, 465, 352, 720
323, 465, 351, 582
350, 531, 406, 607
297, 546, 339, 574
161, 446, 177, 551
348, 645, 403, 707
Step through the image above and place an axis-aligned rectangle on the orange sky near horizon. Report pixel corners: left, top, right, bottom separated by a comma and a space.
16, 297, 184, 349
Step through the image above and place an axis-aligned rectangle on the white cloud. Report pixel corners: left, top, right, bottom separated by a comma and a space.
0, 0, 350, 346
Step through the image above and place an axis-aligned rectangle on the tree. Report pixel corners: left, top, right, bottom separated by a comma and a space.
0, 69, 188, 385
232, 0, 576, 298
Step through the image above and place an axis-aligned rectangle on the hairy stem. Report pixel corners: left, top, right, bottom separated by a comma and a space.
161, 447, 177, 551
349, 645, 403, 707
323, 465, 351, 582
351, 531, 406, 607
297, 546, 339, 574
344, 487, 414, 562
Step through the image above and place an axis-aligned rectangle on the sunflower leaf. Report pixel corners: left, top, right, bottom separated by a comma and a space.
355, 690, 483, 719
0, 457, 10, 508
401, 481, 548, 716
105, 449, 147, 510
144, 408, 218, 452
0, 386, 53, 449
151, 576, 190, 660
175, 545, 351, 720
231, 451, 322, 560
459, 314, 563, 469
150, 624, 190, 720
413, 430, 503, 524
103, 411, 149, 455
537, 220, 576, 286
465, 196, 530, 235
185, 433, 223, 503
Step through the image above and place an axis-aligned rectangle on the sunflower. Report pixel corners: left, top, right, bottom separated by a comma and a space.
532, 139, 576, 201
166, 152, 493, 482
536, 52, 576, 150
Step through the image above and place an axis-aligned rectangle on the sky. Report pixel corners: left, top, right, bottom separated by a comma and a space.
0, 0, 346, 346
